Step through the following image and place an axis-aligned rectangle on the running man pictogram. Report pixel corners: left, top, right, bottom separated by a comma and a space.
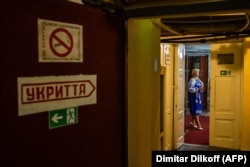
67, 108, 76, 124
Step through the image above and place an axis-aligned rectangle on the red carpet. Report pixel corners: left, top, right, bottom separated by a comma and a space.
184, 114, 209, 145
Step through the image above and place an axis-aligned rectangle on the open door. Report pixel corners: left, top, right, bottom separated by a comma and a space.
173, 44, 185, 149
210, 42, 242, 149
160, 43, 174, 150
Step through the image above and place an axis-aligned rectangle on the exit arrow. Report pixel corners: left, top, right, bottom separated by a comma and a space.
49, 107, 78, 129
52, 113, 63, 123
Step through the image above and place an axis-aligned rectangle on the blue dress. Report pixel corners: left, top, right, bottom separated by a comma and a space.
188, 78, 203, 115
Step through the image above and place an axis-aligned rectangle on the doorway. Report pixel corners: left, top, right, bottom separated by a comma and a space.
184, 44, 210, 146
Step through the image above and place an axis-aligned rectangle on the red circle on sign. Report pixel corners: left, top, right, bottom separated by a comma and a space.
49, 28, 73, 57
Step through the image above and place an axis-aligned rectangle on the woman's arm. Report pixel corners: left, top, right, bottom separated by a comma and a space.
188, 78, 198, 93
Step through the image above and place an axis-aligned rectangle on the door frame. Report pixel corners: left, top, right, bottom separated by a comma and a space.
184, 45, 211, 146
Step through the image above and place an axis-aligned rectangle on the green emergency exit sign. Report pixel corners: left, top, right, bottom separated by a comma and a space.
49, 107, 78, 129
220, 70, 231, 76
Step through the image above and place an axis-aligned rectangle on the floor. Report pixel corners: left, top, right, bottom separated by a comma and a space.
177, 143, 235, 151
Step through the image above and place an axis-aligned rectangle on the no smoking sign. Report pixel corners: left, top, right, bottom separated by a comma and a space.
38, 19, 83, 62
50, 28, 73, 57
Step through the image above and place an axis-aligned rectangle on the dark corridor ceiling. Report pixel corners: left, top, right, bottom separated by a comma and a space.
80, 0, 250, 43
159, 13, 250, 43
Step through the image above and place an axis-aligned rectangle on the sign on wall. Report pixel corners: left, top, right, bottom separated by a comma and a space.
49, 107, 78, 129
220, 70, 231, 76
17, 75, 96, 116
160, 43, 170, 66
38, 18, 83, 62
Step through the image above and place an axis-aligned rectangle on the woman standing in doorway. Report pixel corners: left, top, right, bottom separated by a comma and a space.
188, 68, 204, 130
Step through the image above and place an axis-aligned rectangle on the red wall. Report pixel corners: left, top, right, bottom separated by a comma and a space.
1, 0, 125, 166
